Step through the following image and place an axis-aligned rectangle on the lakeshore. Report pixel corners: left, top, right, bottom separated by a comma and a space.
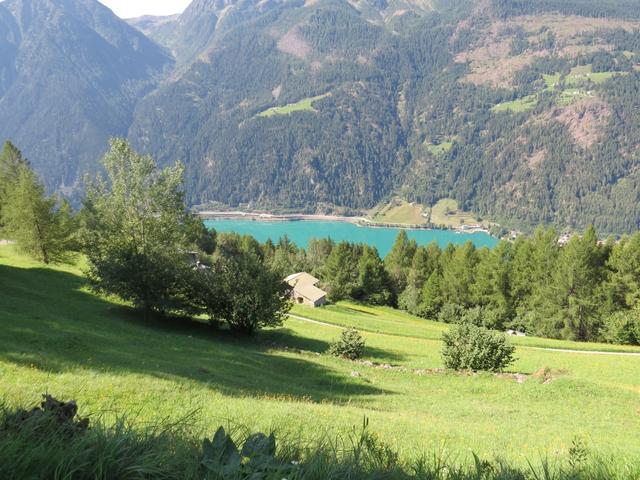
197, 210, 492, 234
202, 217, 498, 257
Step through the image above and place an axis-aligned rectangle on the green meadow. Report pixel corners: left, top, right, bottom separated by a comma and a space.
257, 94, 330, 118
491, 94, 538, 113
424, 141, 454, 156
370, 199, 427, 225
492, 65, 625, 112
428, 198, 484, 228
3, 245, 640, 468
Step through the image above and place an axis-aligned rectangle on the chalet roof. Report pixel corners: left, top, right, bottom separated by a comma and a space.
293, 283, 327, 303
284, 272, 320, 287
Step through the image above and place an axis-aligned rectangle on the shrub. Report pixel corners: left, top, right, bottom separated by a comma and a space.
438, 305, 506, 330
601, 309, 640, 345
437, 303, 465, 324
328, 328, 365, 360
441, 324, 516, 372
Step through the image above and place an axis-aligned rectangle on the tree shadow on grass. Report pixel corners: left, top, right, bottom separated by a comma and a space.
0, 264, 394, 403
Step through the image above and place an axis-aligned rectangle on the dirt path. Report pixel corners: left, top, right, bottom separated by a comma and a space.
287, 313, 340, 328
527, 346, 640, 357
287, 313, 640, 357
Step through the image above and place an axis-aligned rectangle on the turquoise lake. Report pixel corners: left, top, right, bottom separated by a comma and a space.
204, 220, 498, 257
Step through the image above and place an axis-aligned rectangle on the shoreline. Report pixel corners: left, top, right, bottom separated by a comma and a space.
197, 211, 493, 235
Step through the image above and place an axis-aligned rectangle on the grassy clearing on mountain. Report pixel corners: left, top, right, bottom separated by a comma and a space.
3, 245, 640, 468
492, 94, 538, 113
543, 73, 562, 89
257, 94, 330, 118
493, 67, 626, 112
424, 141, 453, 156
428, 199, 483, 227
566, 65, 627, 86
369, 199, 427, 225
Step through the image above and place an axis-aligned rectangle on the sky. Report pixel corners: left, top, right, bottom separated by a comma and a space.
98, 0, 192, 19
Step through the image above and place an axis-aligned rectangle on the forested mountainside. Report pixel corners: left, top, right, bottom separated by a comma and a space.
2, 0, 640, 232
0, 0, 172, 195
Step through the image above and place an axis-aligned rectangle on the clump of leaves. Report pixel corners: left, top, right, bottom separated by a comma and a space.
328, 328, 365, 360
201, 427, 294, 478
441, 324, 516, 372
568, 437, 590, 470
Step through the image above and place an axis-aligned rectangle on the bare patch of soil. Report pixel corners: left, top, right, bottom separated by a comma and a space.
526, 148, 547, 170
456, 14, 639, 87
551, 99, 611, 148
277, 27, 311, 59
532, 367, 569, 384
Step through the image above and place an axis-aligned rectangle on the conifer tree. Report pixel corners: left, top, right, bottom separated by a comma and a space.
0, 141, 30, 230
355, 245, 392, 305
324, 241, 358, 301
545, 226, 604, 340
384, 231, 417, 295
440, 241, 478, 307
473, 241, 513, 325
2, 164, 75, 263
419, 269, 444, 318
603, 232, 640, 311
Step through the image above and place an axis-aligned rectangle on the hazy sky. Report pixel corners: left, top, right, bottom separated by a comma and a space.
99, 0, 192, 18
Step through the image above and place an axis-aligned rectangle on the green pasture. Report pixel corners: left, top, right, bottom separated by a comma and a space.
370, 199, 427, 225
2, 245, 640, 466
258, 94, 329, 117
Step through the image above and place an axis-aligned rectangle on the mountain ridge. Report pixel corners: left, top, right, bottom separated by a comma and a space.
0, 0, 172, 193
2, 0, 640, 232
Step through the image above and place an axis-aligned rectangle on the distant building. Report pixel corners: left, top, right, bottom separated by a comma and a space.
284, 272, 327, 307
558, 233, 572, 246
506, 329, 527, 337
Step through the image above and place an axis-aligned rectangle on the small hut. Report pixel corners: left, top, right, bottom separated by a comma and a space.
284, 272, 327, 307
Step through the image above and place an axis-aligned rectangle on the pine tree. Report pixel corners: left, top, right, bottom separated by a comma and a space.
473, 241, 513, 326
546, 226, 604, 341
2, 166, 75, 263
384, 231, 417, 295
0, 141, 30, 231
509, 227, 559, 333
398, 242, 441, 313
419, 269, 444, 318
355, 245, 392, 305
603, 232, 640, 311
440, 242, 478, 307
324, 241, 358, 301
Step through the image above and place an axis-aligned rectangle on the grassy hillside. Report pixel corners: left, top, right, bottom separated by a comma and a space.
258, 94, 330, 118
3, 245, 640, 467
428, 199, 485, 228
369, 199, 427, 225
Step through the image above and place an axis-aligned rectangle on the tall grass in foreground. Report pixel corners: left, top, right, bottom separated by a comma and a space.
1, 401, 638, 480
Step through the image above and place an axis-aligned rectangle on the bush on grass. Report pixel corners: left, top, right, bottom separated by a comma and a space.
442, 324, 516, 372
328, 327, 366, 360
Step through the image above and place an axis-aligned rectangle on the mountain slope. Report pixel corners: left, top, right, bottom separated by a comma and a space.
127, 0, 640, 232
0, 0, 172, 194
129, 0, 453, 209
2, 0, 640, 232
